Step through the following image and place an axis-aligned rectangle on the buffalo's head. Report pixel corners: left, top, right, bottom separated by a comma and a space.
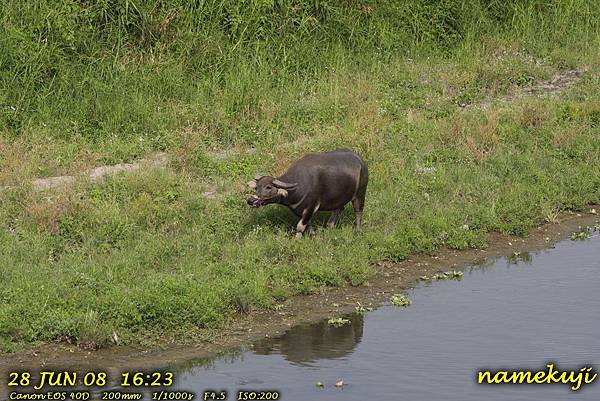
246, 174, 297, 208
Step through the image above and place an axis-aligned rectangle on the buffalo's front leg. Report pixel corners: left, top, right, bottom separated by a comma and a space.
295, 218, 310, 239
296, 206, 317, 238
326, 207, 344, 229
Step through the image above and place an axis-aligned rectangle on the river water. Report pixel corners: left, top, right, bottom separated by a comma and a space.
171, 235, 600, 400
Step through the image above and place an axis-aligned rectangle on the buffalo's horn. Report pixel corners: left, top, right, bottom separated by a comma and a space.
273, 179, 297, 189
255, 173, 265, 181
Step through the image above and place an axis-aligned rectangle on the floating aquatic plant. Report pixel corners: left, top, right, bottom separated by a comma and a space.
571, 229, 590, 241
431, 270, 463, 280
327, 317, 351, 327
391, 294, 412, 307
355, 302, 373, 314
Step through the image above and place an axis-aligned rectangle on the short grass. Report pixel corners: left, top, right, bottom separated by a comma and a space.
1, 1, 600, 352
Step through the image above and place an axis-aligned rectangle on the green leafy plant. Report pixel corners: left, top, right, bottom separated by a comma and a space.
391, 294, 412, 307
571, 229, 591, 241
327, 317, 351, 327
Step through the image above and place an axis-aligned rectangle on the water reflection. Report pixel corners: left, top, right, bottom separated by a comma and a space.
253, 313, 363, 366
506, 251, 533, 265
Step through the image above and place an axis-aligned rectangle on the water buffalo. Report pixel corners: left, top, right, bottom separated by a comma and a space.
247, 149, 368, 238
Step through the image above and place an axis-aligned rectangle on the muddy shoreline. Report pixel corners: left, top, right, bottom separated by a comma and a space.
1, 207, 598, 375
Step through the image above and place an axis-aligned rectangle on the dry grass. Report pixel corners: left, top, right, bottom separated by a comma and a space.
0, 136, 105, 187
552, 126, 580, 148
544, 206, 561, 224
345, 76, 389, 155
23, 190, 81, 234
444, 110, 500, 161
518, 101, 548, 130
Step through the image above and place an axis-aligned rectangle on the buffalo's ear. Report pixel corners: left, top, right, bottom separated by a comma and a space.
273, 179, 297, 189
247, 180, 257, 189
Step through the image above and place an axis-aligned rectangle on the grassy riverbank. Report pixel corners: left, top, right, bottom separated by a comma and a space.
1, 1, 600, 352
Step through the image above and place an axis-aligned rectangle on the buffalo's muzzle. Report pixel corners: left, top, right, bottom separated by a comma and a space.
246, 195, 262, 208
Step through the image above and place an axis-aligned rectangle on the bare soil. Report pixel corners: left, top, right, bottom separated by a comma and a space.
475, 69, 584, 109
1, 207, 597, 381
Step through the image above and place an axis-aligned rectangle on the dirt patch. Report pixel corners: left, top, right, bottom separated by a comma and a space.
33, 153, 169, 191
1, 207, 597, 380
474, 69, 584, 110
0, 153, 169, 193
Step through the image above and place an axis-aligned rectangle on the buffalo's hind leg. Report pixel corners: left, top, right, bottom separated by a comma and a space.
326, 207, 344, 229
352, 196, 365, 231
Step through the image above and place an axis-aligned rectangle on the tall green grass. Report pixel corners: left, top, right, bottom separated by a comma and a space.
1, 1, 598, 160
